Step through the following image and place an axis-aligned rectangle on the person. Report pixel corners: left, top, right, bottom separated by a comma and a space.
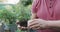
28, 0, 60, 32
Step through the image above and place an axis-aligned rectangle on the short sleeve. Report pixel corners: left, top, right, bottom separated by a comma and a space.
31, 0, 41, 13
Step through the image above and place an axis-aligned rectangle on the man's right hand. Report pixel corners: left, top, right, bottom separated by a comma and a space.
28, 19, 49, 30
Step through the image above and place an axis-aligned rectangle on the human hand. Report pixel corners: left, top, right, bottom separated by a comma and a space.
28, 19, 48, 30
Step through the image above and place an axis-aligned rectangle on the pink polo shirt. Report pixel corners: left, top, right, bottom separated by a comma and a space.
32, 0, 60, 32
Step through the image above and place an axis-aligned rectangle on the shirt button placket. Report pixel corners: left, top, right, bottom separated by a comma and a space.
49, 0, 52, 8
49, 0, 54, 17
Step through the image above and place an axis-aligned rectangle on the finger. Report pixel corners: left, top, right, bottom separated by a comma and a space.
29, 22, 38, 27
32, 25, 41, 30
28, 21, 37, 27
29, 20, 37, 23
28, 19, 38, 27
31, 26, 40, 30
35, 27, 40, 30
30, 24, 40, 28
28, 19, 38, 24
28, 20, 38, 26
28, 20, 34, 26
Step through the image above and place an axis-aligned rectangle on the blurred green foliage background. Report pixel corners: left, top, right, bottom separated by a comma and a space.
0, 0, 32, 32
0, 0, 32, 25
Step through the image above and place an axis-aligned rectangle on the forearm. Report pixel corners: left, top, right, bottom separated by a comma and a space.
47, 20, 60, 28
31, 13, 37, 19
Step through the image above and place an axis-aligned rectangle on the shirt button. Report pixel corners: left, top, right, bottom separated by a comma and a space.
49, 7, 52, 8
50, 0, 52, 1
50, 3, 52, 5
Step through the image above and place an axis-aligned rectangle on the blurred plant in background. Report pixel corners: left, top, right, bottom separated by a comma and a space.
0, 0, 32, 32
